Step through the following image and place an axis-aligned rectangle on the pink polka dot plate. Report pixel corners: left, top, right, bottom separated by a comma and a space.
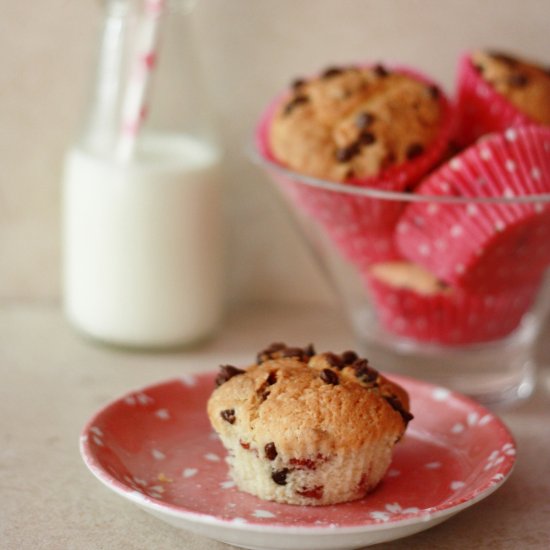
80, 372, 516, 549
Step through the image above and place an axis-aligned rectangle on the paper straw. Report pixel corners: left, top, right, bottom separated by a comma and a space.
116, 0, 165, 162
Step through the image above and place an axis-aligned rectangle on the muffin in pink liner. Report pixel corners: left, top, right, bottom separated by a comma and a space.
455, 50, 550, 146
255, 63, 455, 266
365, 261, 539, 345
396, 125, 550, 292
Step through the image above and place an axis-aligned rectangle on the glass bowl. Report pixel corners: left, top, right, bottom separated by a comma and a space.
251, 136, 550, 409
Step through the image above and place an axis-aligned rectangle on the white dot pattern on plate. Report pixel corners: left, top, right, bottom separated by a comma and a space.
151, 449, 166, 460
451, 423, 465, 434
82, 375, 517, 535
125, 393, 154, 406
180, 374, 197, 387
155, 408, 170, 420
450, 481, 465, 490
204, 453, 221, 462
432, 388, 450, 401
369, 503, 421, 523
253, 510, 276, 519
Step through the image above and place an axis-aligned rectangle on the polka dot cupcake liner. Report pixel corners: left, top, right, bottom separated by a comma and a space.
454, 52, 535, 147
271, 172, 404, 265
255, 65, 455, 268
365, 273, 540, 345
396, 126, 550, 292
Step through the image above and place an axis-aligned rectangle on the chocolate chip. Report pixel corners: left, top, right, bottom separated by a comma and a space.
341, 350, 358, 365
280, 347, 309, 359
265, 442, 278, 460
320, 368, 339, 385
427, 85, 440, 100
436, 280, 450, 291
345, 168, 355, 180
323, 352, 344, 369
356, 112, 375, 130
322, 66, 343, 78
353, 359, 379, 384
336, 143, 360, 162
473, 63, 484, 74
358, 131, 376, 146
267, 371, 277, 385
284, 94, 309, 115
488, 51, 518, 66
508, 73, 529, 87
215, 365, 245, 387
291, 78, 306, 90
220, 409, 236, 424
373, 64, 389, 77
384, 395, 414, 425
406, 143, 424, 160
272, 468, 290, 485
256, 342, 285, 362
257, 343, 315, 363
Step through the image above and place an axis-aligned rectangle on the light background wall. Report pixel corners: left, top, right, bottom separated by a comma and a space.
1, 0, 549, 306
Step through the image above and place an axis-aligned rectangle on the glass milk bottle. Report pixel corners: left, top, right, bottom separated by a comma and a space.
63, 0, 224, 348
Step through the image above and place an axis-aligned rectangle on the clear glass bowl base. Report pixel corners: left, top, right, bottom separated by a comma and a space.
352, 310, 538, 410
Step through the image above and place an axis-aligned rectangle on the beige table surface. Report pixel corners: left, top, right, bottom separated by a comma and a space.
1, 302, 550, 550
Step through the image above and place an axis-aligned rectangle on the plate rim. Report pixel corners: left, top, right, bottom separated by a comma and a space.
80, 372, 516, 536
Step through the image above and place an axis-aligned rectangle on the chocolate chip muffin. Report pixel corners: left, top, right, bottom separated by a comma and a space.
268, 64, 445, 182
207, 343, 412, 506
471, 50, 550, 125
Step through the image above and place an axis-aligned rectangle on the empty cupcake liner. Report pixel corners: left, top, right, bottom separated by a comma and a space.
396, 126, 550, 291
455, 52, 535, 147
365, 272, 540, 345
255, 65, 456, 268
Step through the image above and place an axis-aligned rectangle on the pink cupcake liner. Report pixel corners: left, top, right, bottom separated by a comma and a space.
365, 273, 539, 345
396, 126, 550, 291
255, 64, 456, 267
455, 52, 535, 147
272, 171, 404, 265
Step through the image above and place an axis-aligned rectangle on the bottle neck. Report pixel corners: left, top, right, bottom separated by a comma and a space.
78, 0, 217, 161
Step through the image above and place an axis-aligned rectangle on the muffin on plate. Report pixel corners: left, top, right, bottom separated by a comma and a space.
207, 343, 412, 506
